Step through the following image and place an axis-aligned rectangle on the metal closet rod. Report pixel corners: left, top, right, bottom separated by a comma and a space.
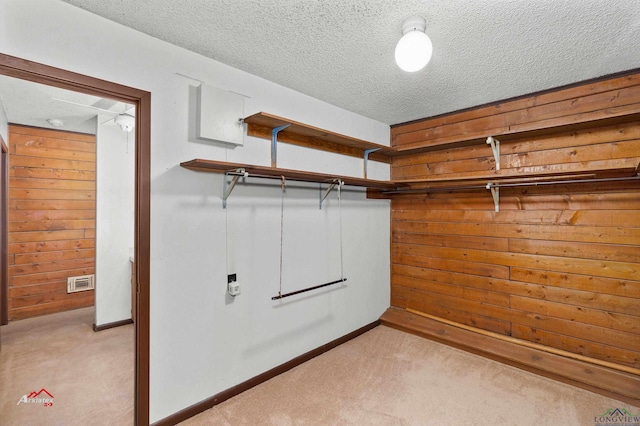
272, 278, 347, 300
491, 175, 640, 188
382, 175, 640, 195
227, 170, 339, 185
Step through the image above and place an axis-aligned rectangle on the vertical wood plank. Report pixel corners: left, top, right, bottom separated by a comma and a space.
7, 125, 95, 320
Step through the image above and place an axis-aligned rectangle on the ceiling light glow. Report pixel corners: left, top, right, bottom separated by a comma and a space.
395, 17, 433, 72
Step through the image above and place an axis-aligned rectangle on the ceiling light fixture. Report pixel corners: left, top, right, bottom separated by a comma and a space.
114, 113, 135, 132
47, 118, 65, 127
395, 17, 433, 72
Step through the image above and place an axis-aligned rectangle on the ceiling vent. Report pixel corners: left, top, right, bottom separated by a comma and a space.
67, 274, 95, 293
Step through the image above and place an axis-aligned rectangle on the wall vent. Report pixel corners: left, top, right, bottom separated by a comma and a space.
67, 274, 95, 293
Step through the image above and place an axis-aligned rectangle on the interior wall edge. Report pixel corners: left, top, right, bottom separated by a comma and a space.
1, 132, 7, 326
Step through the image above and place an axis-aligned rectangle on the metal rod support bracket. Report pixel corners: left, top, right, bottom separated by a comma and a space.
486, 182, 500, 212
223, 168, 246, 208
320, 179, 343, 209
363, 148, 381, 179
486, 136, 501, 170
271, 124, 291, 168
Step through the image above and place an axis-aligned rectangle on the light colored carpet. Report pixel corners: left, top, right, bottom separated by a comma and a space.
2, 312, 637, 425
181, 325, 639, 426
0, 307, 134, 425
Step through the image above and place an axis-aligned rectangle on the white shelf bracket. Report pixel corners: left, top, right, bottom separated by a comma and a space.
320, 179, 342, 209
223, 168, 247, 208
271, 124, 291, 168
486, 182, 500, 212
486, 136, 501, 170
363, 148, 381, 179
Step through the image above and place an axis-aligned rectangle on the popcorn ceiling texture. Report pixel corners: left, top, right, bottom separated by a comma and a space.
61, 0, 640, 125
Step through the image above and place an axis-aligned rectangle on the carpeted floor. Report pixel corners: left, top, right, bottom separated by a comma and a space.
181, 325, 639, 426
0, 307, 134, 426
1, 310, 638, 425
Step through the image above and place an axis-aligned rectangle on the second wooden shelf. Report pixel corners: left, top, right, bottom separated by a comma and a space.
180, 159, 398, 190
244, 112, 394, 163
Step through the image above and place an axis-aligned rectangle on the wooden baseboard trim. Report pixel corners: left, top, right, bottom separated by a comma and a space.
92, 318, 133, 332
380, 307, 640, 406
152, 320, 380, 426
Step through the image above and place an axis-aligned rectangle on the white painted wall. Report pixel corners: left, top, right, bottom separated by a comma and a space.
0, 1, 391, 422
95, 123, 135, 326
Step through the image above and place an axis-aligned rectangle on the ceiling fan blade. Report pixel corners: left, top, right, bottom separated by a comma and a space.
51, 97, 118, 115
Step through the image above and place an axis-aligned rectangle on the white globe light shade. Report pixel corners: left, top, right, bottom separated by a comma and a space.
115, 114, 135, 132
395, 30, 433, 72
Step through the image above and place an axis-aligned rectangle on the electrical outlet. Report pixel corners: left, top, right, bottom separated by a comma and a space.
227, 274, 240, 297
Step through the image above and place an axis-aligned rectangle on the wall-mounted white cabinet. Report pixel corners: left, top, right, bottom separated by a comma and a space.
196, 83, 244, 145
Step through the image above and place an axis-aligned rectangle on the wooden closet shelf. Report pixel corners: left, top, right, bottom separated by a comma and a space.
377, 163, 640, 207
393, 163, 640, 188
180, 159, 399, 190
244, 112, 394, 163
391, 112, 640, 157
182, 159, 639, 193
382, 162, 640, 211
246, 112, 640, 161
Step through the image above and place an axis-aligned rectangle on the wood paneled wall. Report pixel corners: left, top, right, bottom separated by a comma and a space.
390, 73, 640, 370
8, 125, 95, 320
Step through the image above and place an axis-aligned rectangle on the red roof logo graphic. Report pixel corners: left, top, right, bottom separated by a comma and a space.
27, 388, 54, 399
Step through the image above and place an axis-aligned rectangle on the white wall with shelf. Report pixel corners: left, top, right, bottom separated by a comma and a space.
0, 1, 391, 423
4, 2, 639, 422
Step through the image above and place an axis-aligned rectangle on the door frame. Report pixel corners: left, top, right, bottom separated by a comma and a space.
0, 53, 151, 426
1, 136, 7, 326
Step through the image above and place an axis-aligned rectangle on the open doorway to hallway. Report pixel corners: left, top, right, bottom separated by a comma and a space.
0, 75, 135, 424
0, 53, 150, 425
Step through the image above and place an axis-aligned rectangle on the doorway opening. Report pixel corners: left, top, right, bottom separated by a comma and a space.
0, 54, 150, 426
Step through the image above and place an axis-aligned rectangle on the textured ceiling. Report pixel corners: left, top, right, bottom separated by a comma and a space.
0, 75, 130, 134
59, 0, 640, 125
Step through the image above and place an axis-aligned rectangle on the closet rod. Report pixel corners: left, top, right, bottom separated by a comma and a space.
382, 175, 640, 195
227, 170, 338, 185
272, 278, 347, 300
492, 175, 640, 188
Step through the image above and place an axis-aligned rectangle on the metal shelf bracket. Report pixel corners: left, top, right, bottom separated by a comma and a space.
486, 182, 500, 212
486, 136, 501, 170
223, 168, 247, 208
320, 179, 343, 209
363, 148, 381, 179
271, 124, 291, 167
